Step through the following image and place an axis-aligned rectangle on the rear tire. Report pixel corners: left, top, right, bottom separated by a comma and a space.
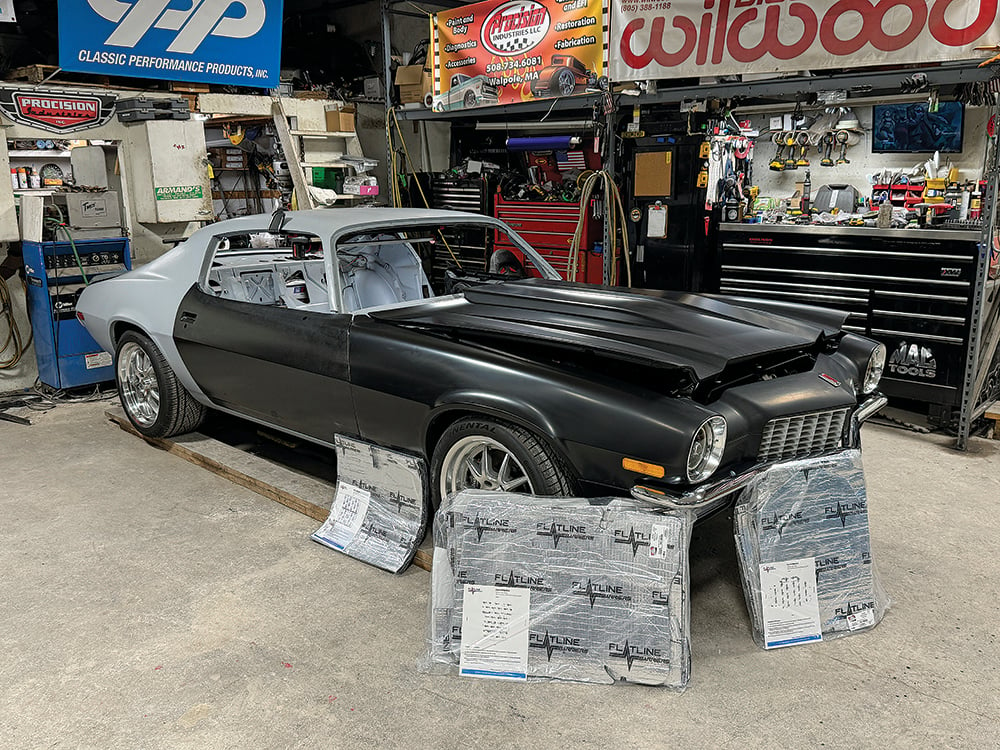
431, 417, 575, 508
116, 330, 205, 438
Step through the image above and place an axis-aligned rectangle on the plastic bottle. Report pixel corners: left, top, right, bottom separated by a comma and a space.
16, 167, 27, 189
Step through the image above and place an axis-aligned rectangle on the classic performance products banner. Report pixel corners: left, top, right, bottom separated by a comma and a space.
430, 0, 607, 112
610, 0, 1000, 81
57, 0, 283, 87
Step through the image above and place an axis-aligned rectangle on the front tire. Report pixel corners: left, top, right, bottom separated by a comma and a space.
116, 330, 205, 438
431, 417, 574, 508
463, 90, 477, 108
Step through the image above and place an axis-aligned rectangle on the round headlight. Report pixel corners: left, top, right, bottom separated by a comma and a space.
686, 416, 727, 483
863, 343, 886, 394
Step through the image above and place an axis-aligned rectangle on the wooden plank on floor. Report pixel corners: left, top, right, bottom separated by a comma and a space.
107, 407, 331, 521
413, 547, 433, 572
106, 408, 433, 571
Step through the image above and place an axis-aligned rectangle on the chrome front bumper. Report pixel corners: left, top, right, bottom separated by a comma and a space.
630, 394, 888, 514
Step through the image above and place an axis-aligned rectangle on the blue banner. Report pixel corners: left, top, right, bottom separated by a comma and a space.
58, 0, 283, 88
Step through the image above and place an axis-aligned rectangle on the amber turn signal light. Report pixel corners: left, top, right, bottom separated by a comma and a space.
622, 458, 665, 478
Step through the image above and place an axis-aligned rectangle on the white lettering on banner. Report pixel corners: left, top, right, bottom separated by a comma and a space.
79, 50, 129, 65
20, 98, 99, 115
87, 0, 266, 54
610, 0, 1000, 81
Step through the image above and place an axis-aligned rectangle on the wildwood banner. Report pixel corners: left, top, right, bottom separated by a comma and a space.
610, 0, 1000, 81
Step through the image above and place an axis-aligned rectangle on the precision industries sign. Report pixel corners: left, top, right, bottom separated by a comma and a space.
57, 0, 284, 87
0, 89, 117, 132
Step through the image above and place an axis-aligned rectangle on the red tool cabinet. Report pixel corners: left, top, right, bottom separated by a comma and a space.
493, 195, 607, 284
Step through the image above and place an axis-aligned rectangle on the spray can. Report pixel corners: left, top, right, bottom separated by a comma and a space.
10, 168, 18, 190
16, 167, 28, 189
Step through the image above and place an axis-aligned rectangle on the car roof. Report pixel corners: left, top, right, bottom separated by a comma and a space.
186, 207, 499, 242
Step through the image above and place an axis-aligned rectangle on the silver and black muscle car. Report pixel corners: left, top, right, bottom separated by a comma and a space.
77, 209, 886, 515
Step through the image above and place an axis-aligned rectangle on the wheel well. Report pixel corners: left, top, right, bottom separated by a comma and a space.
424, 408, 575, 479
110, 321, 145, 348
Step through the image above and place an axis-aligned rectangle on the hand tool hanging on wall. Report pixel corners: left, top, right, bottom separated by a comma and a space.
783, 131, 798, 170
768, 132, 786, 171
836, 130, 851, 164
795, 132, 811, 167
820, 132, 835, 167
697, 140, 711, 186
707, 134, 754, 210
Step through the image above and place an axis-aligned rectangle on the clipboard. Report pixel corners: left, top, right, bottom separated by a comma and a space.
646, 203, 668, 239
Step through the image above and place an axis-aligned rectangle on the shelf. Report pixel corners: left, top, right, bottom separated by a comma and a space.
290, 130, 356, 138
639, 59, 993, 108
9, 150, 72, 158
394, 93, 601, 121
394, 59, 994, 123
301, 160, 347, 168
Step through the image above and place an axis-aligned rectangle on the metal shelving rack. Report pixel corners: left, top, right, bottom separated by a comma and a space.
957, 96, 1000, 450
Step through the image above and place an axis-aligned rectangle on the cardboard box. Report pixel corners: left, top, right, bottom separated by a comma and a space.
324, 104, 356, 133
395, 64, 431, 104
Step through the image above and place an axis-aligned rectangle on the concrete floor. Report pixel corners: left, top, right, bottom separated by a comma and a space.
1, 400, 998, 749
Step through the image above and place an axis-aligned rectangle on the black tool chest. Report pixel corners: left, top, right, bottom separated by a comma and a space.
426, 176, 491, 286
718, 223, 981, 416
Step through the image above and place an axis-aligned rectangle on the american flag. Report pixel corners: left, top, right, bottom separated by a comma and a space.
555, 150, 586, 171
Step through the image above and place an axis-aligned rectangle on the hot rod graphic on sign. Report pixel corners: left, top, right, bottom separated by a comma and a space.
431, 0, 606, 110
428, 73, 500, 111
530, 54, 606, 97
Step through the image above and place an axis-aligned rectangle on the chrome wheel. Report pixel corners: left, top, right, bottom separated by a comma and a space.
440, 435, 535, 499
117, 340, 159, 428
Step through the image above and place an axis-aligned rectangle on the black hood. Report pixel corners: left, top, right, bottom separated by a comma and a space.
369, 280, 844, 382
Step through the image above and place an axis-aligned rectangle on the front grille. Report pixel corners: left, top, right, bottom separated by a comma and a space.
757, 408, 850, 463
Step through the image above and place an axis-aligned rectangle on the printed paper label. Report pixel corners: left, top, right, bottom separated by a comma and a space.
649, 519, 680, 559
323, 481, 371, 550
847, 608, 876, 631
760, 557, 822, 649
646, 205, 667, 239
459, 584, 529, 681
84, 351, 112, 369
